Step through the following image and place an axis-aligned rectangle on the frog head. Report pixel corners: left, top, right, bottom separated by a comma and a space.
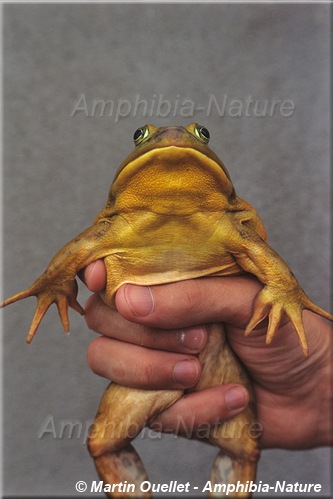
104, 124, 236, 216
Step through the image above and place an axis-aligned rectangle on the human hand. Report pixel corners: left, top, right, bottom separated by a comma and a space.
83, 260, 332, 450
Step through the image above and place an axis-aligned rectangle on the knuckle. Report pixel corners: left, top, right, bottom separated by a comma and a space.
140, 361, 158, 387
85, 311, 96, 331
86, 338, 102, 373
136, 324, 170, 351
179, 280, 204, 313
84, 296, 101, 330
136, 324, 151, 347
109, 361, 126, 382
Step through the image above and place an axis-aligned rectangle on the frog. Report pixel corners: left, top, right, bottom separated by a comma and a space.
1, 123, 332, 498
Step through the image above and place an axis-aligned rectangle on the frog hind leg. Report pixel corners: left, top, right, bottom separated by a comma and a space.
209, 453, 257, 498
93, 445, 150, 498
194, 324, 260, 498
88, 382, 183, 498
207, 410, 259, 498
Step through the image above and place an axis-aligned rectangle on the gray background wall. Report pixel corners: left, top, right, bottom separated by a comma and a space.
2, 3, 331, 497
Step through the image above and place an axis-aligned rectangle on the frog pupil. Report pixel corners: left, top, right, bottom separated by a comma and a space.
200, 127, 209, 140
194, 124, 210, 143
133, 128, 144, 144
200, 126, 210, 141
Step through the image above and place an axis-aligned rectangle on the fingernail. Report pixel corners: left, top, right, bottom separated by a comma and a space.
173, 359, 199, 386
84, 261, 98, 283
225, 387, 248, 411
124, 285, 154, 317
177, 326, 206, 351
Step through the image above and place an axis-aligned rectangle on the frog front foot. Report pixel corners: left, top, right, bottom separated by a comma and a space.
244, 286, 333, 357
1, 274, 84, 343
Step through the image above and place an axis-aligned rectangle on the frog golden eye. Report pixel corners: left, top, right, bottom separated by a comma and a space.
133, 125, 150, 146
194, 124, 210, 144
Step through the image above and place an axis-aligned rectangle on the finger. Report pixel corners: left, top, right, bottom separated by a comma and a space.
115, 276, 262, 329
85, 294, 208, 353
150, 385, 249, 435
81, 260, 106, 292
87, 336, 201, 389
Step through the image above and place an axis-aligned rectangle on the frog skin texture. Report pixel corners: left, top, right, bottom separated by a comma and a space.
2, 124, 332, 498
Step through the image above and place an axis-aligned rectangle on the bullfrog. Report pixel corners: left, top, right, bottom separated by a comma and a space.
1, 123, 332, 498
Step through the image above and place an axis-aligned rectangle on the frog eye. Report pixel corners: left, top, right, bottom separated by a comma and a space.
133, 125, 150, 146
194, 124, 210, 144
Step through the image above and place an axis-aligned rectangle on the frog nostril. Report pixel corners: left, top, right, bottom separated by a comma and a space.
155, 126, 186, 140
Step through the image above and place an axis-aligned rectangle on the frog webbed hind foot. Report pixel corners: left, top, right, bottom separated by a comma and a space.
0, 275, 84, 343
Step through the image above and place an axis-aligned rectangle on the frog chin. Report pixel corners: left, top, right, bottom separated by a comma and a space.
113, 146, 234, 206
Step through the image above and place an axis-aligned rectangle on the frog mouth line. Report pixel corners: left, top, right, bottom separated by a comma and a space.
115, 146, 229, 183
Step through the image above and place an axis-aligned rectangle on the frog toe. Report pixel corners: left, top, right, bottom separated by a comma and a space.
244, 294, 269, 337
68, 296, 85, 316
265, 306, 283, 345
55, 295, 71, 334
26, 294, 54, 343
245, 299, 284, 346
56, 280, 85, 332
54, 293, 84, 334
285, 306, 308, 357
